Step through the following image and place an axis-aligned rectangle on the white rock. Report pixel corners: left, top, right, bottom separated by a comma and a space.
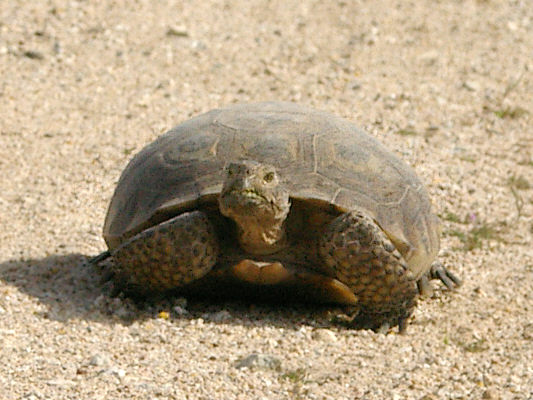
235, 353, 281, 370
311, 329, 337, 343
210, 310, 232, 322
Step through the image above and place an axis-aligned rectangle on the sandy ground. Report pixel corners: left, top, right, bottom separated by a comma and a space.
1, 0, 532, 399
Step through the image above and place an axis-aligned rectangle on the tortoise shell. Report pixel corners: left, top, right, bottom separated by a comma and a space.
103, 101, 440, 280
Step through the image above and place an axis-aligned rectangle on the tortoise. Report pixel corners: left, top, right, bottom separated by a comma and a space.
92, 101, 460, 332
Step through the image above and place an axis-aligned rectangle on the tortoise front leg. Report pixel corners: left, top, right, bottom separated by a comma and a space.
111, 211, 219, 295
318, 211, 418, 333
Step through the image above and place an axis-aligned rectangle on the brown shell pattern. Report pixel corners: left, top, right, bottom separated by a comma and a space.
103, 102, 440, 279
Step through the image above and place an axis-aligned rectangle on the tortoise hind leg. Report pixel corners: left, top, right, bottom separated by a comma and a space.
111, 211, 219, 295
416, 261, 462, 297
430, 261, 462, 288
318, 211, 418, 333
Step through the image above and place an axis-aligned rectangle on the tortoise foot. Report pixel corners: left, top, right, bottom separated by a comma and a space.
111, 211, 219, 294
341, 306, 414, 334
319, 211, 418, 332
429, 261, 462, 289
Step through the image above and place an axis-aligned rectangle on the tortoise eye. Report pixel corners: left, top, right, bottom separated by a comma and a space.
263, 171, 275, 183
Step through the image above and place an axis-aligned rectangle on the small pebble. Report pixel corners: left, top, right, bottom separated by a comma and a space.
23, 50, 44, 60
482, 389, 497, 399
418, 50, 439, 66
166, 26, 189, 37
172, 305, 188, 316
173, 297, 188, 309
89, 354, 110, 367
102, 367, 126, 378
311, 329, 337, 343
463, 80, 481, 92
45, 379, 75, 386
210, 310, 232, 322
157, 311, 170, 320
235, 353, 281, 370
347, 80, 362, 90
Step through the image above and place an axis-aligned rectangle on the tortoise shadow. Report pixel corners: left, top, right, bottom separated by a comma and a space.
0, 253, 353, 330
0, 253, 115, 323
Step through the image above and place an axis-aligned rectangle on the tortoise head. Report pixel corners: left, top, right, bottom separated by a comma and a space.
218, 160, 290, 254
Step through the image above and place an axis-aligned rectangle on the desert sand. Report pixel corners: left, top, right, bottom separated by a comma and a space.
1, 1, 531, 399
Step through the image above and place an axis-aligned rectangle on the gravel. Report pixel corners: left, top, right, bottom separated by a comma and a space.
1, 0, 532, 399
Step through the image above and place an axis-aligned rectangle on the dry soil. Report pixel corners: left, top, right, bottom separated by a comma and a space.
1, 1, 532, 399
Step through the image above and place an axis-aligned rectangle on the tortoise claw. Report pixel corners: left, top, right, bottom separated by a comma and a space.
374, 315, 409, 334
88, 250, 111, 265
398, 316, 408, 334
429, 262, 462, 289
416, 275, 434, 297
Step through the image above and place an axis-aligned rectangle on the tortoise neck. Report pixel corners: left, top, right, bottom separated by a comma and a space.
234, 215, 288, 255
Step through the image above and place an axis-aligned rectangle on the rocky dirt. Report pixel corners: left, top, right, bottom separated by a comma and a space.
1, 0, 532, 399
